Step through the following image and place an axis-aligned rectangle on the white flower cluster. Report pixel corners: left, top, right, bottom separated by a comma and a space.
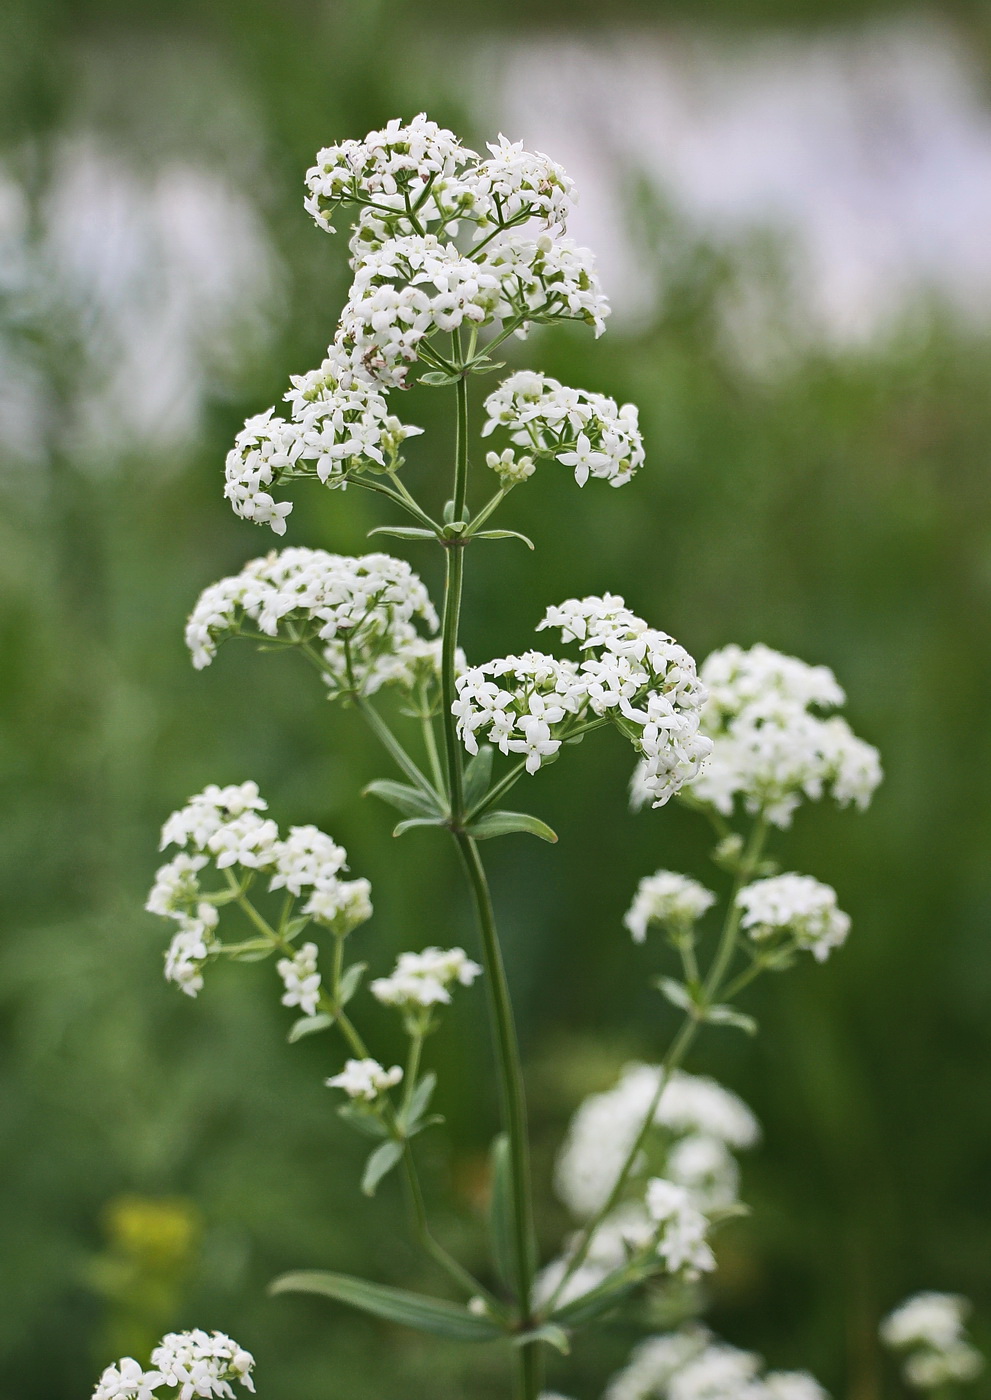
881, 1294, 984, 1390
645, 1177, 715, 1276
185, 548, 438, 699
371, 946, 482, 1009
277, 941, 321, 1016
736, 874, 851, 964
606, 1327, 828, 1400
625, 871, 717, 944
453, 595, 710, 806
482, 370, 644, 488
148, 781, 371, 998
646, 643, 882, 828
555, 1064, 760, 1222
223, 348, 423, 534
326, 1057, 404, 1102
92, 1329, 255, 1400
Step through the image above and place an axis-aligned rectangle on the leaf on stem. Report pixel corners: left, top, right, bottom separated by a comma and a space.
472, 530, 535, 550
367, 526, 437, 541
225, 939, 275, 963
704, 1004, 758, 1035
462, 745, 494, 809
269, 1270, 505, 1342
361, 1139, 404, 1195
488, 1133, 516, 1296
399, 1071, 437, 1135
338, 961, 367, 1007
550, 1267, 646, 1327
338, 1104, 390, 1139
364, 779, 445, 820
467, 810, 558, 843
287, 1012, 334, 1043
512, 1323, 571, 1355
393, 816, 446, 837
418, 370, 462, 387
655, 976, 695, 1012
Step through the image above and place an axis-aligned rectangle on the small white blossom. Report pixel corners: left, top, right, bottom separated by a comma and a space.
605, 1328, 712, 1400
471, 134, 576, 231
737, 874, 851, 963
92, 1357, 163, 1400
277, 941, 322, 1016
185, 548, 438, 698
486, 447, 535, 485
606, 1331, 829, 1400
302, 876, 373, 937
645, 1177, 715, 1277
625, 870, 717, 943
764, 1374, 830, 1400
269, 825, 348, 896
881, 1294, 984, 1390
482, 371, 641, 488
371, 946, 482, 1009
146, 852, 208, 918
164, 906, 219, 998
326, 1057, 403, 1101
669, 1344, 766, 1400
666, 1133, 741, 1213
151, 1329, 255, 1399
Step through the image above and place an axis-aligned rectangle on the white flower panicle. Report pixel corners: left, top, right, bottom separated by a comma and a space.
625, 870, 717, 943
654, 642, 882, 828
223, 348, 423, 534
482, 370, 644, 488
371, 946, 482, 1009
881, 1294, 984, 1390
326, 1057, 404, 1101
149, 782, 371, 998
184, 548, 438, 698
606, 1329, 829, 1400
92, 1330, 255, 1400
554, 1063, 759, 1222
471, 135, 576, 231
277, 941, 322, 1016
645, 1177, 715, 1277
453, 595, 710, 806
737, 874, 851, 964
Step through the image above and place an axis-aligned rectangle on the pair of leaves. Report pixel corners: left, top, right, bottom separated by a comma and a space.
340, 1074, 440, 1195
655, 977, 757, 1035
270, 1271, 504, 1342
365, 779, 448, 837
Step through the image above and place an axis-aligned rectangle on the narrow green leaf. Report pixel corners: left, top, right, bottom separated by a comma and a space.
512, 1323, 571, 1355
338, 1104, 389, 1139
705, 1004, 758, 1035
367, 526, 437, 540
419, 370, 460, 386
473, 529, 535, 550
338, 961, 367, 1007
393, 816, 446, 838
287, 1012, 333, 1043
654, 976, 694, 1012
224, 939, 274, 963
362, 1139, 404, 1196
469, 358, 505, 376
488, 1134, 516, 1295
364, 779, 444, 820
269, 1270, 505, 1342
463, 745, 494, 809
284, 915, 312, 941
399, 1071, 436, 1134
551, 1268, 645, 1327
468, 810, 558, 843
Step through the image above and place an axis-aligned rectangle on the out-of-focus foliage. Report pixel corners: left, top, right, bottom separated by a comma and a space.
1, 2, 990, 1399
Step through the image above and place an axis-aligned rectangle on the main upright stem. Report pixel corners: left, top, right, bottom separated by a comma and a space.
439, 370, 542, 1400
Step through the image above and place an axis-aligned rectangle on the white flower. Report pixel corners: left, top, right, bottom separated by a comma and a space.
185, 548, 438, 698
371, 946, 482, 1009
92, 1357, 163, 1400
486, 447, 535, 485
302, 876, 373, 937
605, 1328, 711, 1400
645, 1177, 715, 1276
326, 1057, 403, 1101
606, 1332, 830, 1400
164, 907, 219, 998
277, 941, 322, 1016
653, 643, 882, 828
482, 371, 641, 488
160, 782, 267, 851
151, 1329, 256, 1398
471, 135, 576, 231
206, 811, 280, 871
666, 1134, 741, 1213
736, 874, 851, 963
881, 1294, 984, 1389
668, 1344, 766, 1400
624, 871, 717, 943
269, 825, 348, 896
146, 852, 208, 918
764, 1374, 830, 1400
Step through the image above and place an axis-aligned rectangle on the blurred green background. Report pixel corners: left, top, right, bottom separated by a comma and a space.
2, 1, 991, 1396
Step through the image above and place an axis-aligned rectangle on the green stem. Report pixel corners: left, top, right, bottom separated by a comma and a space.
349, 475, 438, 531
353, 695, 445, 806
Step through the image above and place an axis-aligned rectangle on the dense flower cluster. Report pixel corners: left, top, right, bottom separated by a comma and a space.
736, 874, 851, 964
624, 870, 717, 943
147, 782, 371, 998
223, 348, 423, 534
644, 1177, 715, 1276
482, 370, 644, 488
371, 946, 483, 1009
92, 1330, 255, 1400
605, 1327, 828, 1400
453, 595, 710, 806
555, 1064, 760, 1222
881, 1294, 984, 1390
184, 548, 439, 698
639, 643, 882, 827
326, 1057, 404, 1102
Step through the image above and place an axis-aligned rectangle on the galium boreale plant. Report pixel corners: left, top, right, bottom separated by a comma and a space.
90, 114, 976, 1400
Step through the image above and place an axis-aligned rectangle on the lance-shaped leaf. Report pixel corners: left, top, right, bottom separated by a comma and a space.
393, 816, 446, 838
367, 526, 437, 541
463, 745, 494, 810
398, 1071, 436, 1136
473, 529, 534, 550
287, 1012, 333, 1043
364, 780, 446, 820
337, 961, 367, 1008
362, 1139, 403, 1196
550, 1265, 648, 1327
488, 1133, 516, 1296
269, 1270, 505, 1342
512, 1323, 571, 1355
338, 1104, 390, 1140
468, 810, 558, 843
704, 1004, 758, 1035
